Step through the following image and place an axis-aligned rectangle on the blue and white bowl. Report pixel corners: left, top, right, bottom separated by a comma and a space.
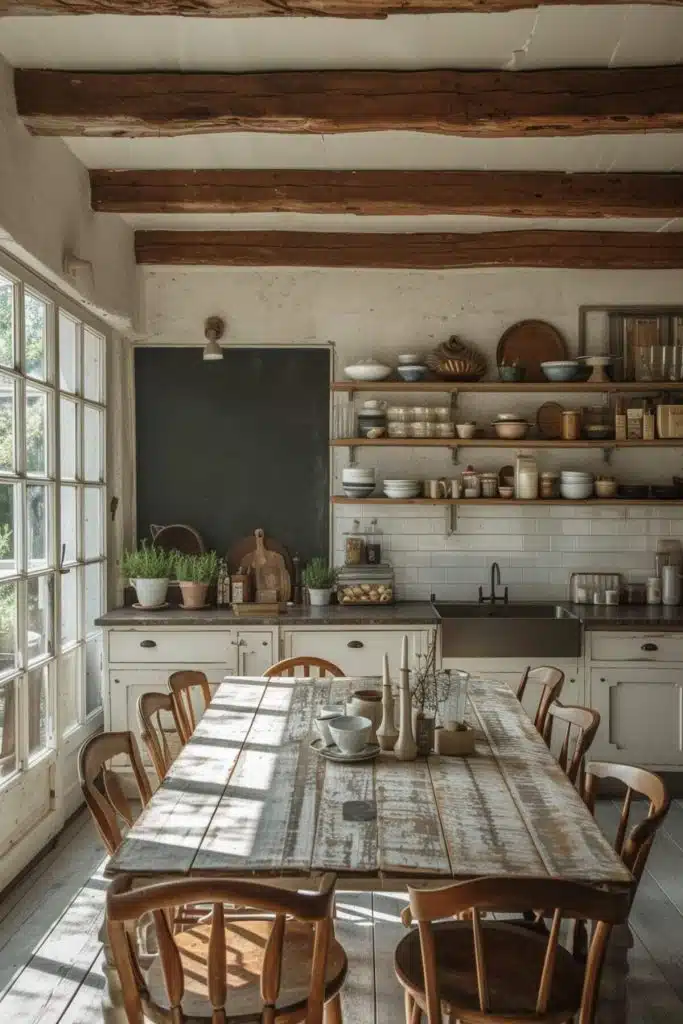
397, 364, 428, 382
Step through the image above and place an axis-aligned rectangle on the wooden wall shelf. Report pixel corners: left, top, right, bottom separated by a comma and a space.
330, 438, 683, 449
332, 380, 683, 394
331, 496, 683, 507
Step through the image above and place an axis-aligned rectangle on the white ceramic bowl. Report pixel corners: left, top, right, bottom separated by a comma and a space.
455, 422, 476, 439
561, 471, 593, 481
344, 360, 392, 382
495, 413, 524, 421
561, 481, 593, 500
328, 715, 372, 754
342, 467, 376, 481
492, 421, 529, 440
398, 353, 421, 365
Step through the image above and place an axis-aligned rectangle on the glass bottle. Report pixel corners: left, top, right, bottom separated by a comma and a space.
366, 519, 382, 564
344, 520, 366, 565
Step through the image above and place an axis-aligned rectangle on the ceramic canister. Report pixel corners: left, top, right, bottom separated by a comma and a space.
346, 689, 382, 741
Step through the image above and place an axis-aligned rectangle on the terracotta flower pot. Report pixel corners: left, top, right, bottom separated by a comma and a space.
178, 581, 209, 609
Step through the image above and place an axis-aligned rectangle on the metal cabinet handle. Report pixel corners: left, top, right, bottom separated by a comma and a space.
347, 640, 364, 649
140, 640, 157, 649
600, 677, 606, 683
641, 642, 658, 652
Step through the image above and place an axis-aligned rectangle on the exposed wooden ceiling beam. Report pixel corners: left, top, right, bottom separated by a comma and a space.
134, 230, 683, 268
90, 169, 683, 218
16, 66, 683, 138
3, 0, 682, 15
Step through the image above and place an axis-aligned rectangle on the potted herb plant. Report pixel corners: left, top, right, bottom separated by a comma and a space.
302, 557, 338, 607
173, 551, 218, 610
121, 541, 174, 609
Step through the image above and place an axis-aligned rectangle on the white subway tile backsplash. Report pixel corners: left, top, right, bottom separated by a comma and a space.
332, 502, 676, 601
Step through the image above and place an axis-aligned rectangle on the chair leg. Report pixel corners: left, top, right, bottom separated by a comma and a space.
324, 992, 343, 1024
404, 990, 421, 1024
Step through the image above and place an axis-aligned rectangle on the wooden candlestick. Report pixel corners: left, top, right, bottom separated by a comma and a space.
395, 637, 417, 761
377, 653, 398, 752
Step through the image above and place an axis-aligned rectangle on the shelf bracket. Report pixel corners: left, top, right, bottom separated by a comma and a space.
451, 446, 460, 466
347, 444, 357, 466
445, 503, 458, 536
602, 446, 614, 465
449, 390, 459, 422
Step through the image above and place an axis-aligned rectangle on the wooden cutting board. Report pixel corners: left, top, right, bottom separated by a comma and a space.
230, 529, 291, 603
496, 320, 567, 382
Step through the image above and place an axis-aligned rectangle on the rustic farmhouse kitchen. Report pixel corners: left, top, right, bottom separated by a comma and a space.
0, 3, 682, 1023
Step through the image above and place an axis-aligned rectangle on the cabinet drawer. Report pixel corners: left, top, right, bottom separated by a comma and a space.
109, 629, 232, 665
590, 631, 683, 663
283, 628, 432, 677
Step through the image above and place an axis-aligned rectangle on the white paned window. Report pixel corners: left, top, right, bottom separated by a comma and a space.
0, 252, 107, 785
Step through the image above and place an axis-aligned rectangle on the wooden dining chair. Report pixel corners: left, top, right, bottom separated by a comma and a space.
137, 692, 185, 784
584, 761, 671, 901
263, 656, 344, 678
395, 876, 628, 1024
168, 670, 212, 744
107, 872, 348, 1024
516, 665, 565, 736
78, 731, 152, 856
542, 703, 601, 786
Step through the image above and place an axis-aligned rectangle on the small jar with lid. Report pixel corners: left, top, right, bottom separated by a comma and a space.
480, 473, 499, 499
344, 520, 366, 565
539, 471, 560, 499
646, 576, 662, 605
561, 410, 582, 441
461, 466, 481, 498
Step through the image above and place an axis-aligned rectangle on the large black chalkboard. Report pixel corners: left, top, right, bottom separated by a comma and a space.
135, 347, 330, 562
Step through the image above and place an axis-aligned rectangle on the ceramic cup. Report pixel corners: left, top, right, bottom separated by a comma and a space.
315, 716, 342, 746
346, 689, 382, 741
423, 479, 447, 499
328, 715, 372, 755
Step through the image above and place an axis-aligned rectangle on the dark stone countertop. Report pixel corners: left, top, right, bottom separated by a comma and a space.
95, 601, 440, 628
96, 601, 683, 631
573, 604, 683, 630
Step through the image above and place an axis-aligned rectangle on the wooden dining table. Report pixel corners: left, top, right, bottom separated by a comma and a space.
100, 674, 632, 1021
107, 674, 631, 887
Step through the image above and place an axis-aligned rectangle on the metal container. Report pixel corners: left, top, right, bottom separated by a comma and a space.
561, 410, 581, 440
662, 564, 682, 606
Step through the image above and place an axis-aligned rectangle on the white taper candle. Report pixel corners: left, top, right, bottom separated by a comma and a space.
401, 634, 408, 671
382, 652, 390, 687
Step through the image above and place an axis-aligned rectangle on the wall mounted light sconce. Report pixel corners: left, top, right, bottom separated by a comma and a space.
203, 316, 225, 361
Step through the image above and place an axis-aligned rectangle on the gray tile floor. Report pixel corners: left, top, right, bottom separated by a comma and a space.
0, 802, 682, 1023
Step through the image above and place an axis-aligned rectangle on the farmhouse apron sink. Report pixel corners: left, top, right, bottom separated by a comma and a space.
433, 602, 581, 659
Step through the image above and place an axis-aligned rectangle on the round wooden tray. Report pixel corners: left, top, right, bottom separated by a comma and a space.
497, 320, 568, 383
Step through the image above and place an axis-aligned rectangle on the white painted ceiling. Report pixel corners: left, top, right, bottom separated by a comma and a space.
1, 8, 683, 71
1, 7, 683, 238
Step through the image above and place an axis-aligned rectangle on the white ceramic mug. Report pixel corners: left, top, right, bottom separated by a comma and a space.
346, 689, 382, 741
422, 479, 447, 500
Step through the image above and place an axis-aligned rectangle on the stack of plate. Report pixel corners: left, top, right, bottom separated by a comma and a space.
560, 470, 594, 500
383, 478, 421, 499
342, 466, 375, 499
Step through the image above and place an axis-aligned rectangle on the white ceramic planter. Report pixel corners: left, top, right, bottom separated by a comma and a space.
308, 587, 332, 607
133, 577, 169, 608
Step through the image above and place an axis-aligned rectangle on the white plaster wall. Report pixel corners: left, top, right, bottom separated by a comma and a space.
141, 264, 683, 600
0, 54, 136, 330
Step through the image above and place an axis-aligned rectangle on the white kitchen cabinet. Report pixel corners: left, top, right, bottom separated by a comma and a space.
280, 626, 435, 677
235, 630, 276, 677
588, 667, 683, 767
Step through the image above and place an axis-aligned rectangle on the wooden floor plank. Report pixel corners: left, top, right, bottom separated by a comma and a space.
56, 954, 106, 1024
0, 859, 107, 1024
662, 799, 683, 852
372, 892, 409, 1024
0, 814, 104, 999
595, 800, 683, 1004
335, 892, 375, 1024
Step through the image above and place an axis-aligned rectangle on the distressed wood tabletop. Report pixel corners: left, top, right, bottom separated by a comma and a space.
107, 675, 631, 888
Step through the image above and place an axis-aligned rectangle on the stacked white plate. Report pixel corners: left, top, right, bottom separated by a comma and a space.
342, 466, 375, 499
383, 478, 421, 499
560, 470, 594, 500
